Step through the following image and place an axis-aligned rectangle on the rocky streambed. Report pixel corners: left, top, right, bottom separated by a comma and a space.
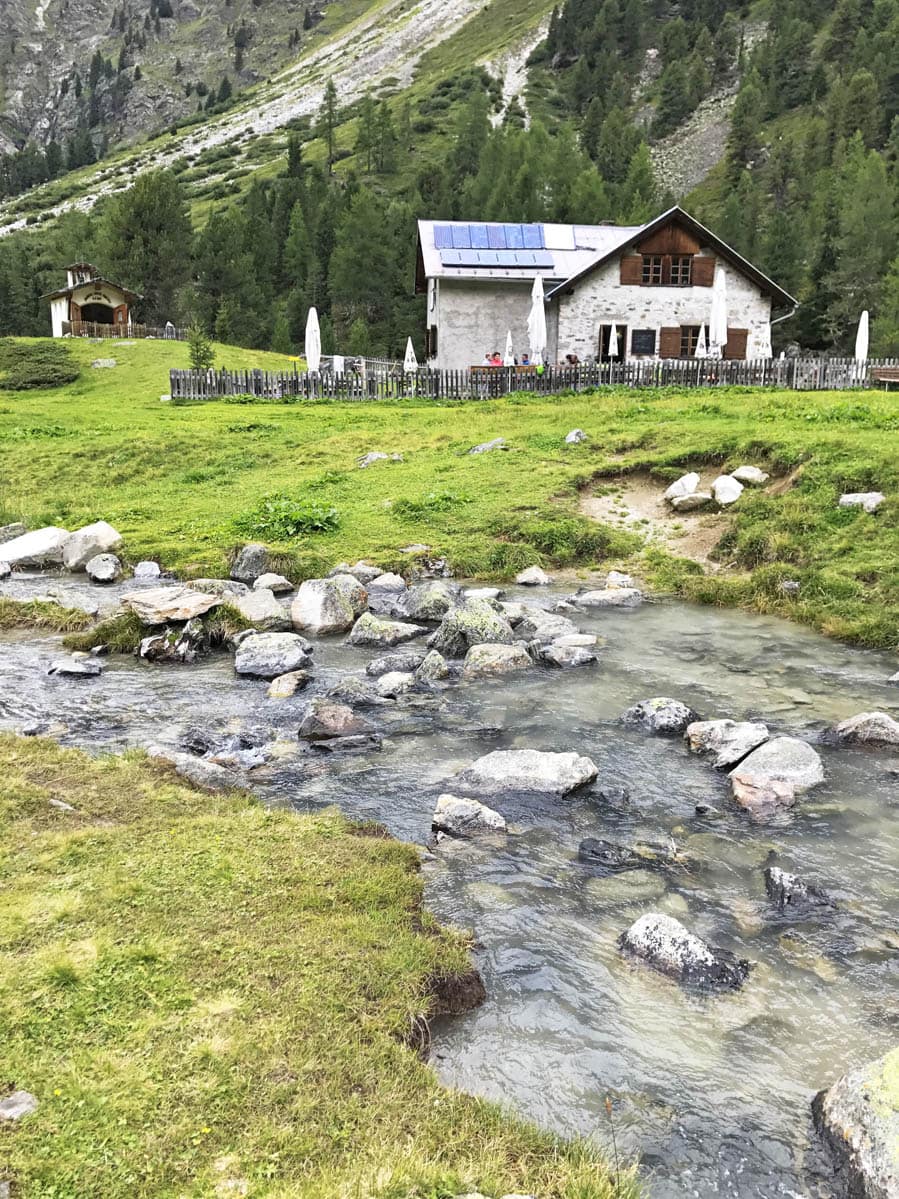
1, 549, 898, 1198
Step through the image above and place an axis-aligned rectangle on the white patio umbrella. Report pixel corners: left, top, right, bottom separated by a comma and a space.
503, 329, 515, 366
855, 310, 869, 362
694, 324, 708, 359
708, 264, 728, 359
403, 336, 418, 372
607, 324, 619, 359
304, 307, 321, 373
527, 275, 547, 365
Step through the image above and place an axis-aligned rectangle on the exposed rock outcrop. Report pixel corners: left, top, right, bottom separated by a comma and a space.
619, 912, 749, 988
456, 749, 598, 796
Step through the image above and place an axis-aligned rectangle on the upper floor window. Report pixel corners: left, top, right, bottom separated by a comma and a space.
641, 254, 693, 286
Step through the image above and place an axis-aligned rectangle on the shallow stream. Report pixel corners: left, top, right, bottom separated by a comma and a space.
2, 571, 897, 1197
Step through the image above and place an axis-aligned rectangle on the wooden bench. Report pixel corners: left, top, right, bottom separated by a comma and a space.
871, 367, 899, 390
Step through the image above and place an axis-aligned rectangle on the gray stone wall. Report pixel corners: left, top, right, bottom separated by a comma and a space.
553, 255, 773, 362
431, 278, 535, 371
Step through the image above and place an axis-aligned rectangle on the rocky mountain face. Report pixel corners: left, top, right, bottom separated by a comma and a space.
0, 0, 319, 153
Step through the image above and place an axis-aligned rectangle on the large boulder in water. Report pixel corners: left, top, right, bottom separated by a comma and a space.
365, 649, 426, 677
815, 1047, 899, 1199
0, 526, 70, 567
456, 748, 597, 796
619, 912, 749, 989
516, 609, 579, 643
298, 698, 373, 741
828, 711, 899, 748
347, 612, 427, 647
85, 553, 122, 584
121, 586, 221, 625
622, 697, 700, 735
403, 580, 458, 621
578, 838, 683, 873
685, 719, 769, 768
462, 642, 532, 678
729, 736, 824, 815
291, 577, 358, 635
429, 599, 515, 658
366, 572, 407, 615
575, 587, 644, 608
62, 521, 122, 571
234, 632, 313, 678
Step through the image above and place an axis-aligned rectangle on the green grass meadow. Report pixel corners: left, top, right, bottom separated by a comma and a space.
0, 338, 897, 651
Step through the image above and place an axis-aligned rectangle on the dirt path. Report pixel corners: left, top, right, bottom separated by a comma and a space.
579, 471, 732, 566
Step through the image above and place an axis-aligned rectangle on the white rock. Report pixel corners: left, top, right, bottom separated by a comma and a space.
542, 643, 597, 668
0, 1090, 39, 1121
456, 748, 598, 796
267, 670, 310, 699
0, 526, 70, 567
330, 572, 369, 616
85, 553, 122, 583
839, 491, 885, 513
328, 560, 382, 584
231, 588, 290, 631
605, 570, 633, 589
433, 794, 507, 836
619, 913, 749, 988
254, 572, 293, 594
146, 746, 240, 792
685, 719, 770, 769
664, 472, 700, 501
0, 561, 10, 578
463, 587, 502, 601
469, 438, 507, 454
516, 610, 579, 642
62, 520, 122, 570
729, 736, 825, 814
731, 465, 770, 486
515, 565, 552, 586
367, 571, 407, 614
576, 587, 643, 608
121, 586, 221, 625
462, 642, 532, 678
133, 560, 161, 579
565, 428, 587, 444
376, 670, 416, 697
671, 492, 713, 512
623, 697, 699, 734
291, 578, 357, 635
712, 475, 744, 505
829, 711, 899, 747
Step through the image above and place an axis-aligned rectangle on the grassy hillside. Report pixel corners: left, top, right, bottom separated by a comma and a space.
1, 338, 897, 652
0, 733, 632, 1198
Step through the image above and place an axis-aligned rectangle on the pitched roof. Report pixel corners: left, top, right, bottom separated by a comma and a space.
545, 206, 798, 308
41, 276, 143, 302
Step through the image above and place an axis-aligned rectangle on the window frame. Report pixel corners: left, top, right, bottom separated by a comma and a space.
641, 254, 663, 285
679, 325, 701, 358
641, 253, 694, 287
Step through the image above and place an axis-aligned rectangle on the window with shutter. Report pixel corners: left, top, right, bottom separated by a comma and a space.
658, 327, 681, 358
620, 255, 643, 285
692, 256, 715, 286
724, 328, 748, 359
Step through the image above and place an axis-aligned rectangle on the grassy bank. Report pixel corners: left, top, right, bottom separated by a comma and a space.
0, 735, 631, 1198
0, 338, 897, 650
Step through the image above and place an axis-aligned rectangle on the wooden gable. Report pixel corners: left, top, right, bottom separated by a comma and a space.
634, 220, 701, 257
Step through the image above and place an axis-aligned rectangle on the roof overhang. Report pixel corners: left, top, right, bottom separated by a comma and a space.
41, 277, 143, 303
546, 206, 798, 309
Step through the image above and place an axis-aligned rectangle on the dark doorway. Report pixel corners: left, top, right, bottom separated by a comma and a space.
80, 302, 115, 325
599, 323, 627, 362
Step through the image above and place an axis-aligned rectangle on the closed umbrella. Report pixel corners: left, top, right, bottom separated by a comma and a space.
403, 337, 418, 372
304, 307, 321, 374
607, 323, 619, 359
708, 264, 728, 359
503, 329, 515, 366
855, 310, 869, 362
527, 275, 547, 365
694, 324, 708, 359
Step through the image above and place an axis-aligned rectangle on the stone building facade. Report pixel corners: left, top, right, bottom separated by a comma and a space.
416, 208, 796, 371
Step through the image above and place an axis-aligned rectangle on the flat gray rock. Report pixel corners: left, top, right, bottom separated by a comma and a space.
291, 577, 358, 635
234, 632, 313, 678
432, 794, 506, 837
469, 437, 507, 454
816, 1048, 899, 1199
575, 587, 643, 608
231, 588, 290, 631
347, 613, 427, 647
839, 492, 885, 513
48, 656, 103, 677
121, 586, 221, 625
376, 670, 416, 697
0, 1090, 39, 1121
671, 492, 712, 512
146, 747, 241, 792
541, 642, 597, 668
731, 465, 770, 486
685, 719, 769, 768
0, 525, 70, 567
254, 572, 293, 594
456, 748, 598, 796
462, 642, 531, 678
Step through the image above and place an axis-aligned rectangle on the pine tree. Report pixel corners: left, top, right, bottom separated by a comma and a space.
724, 79, 761, 181
872, 257, 899, 354
271, 308, 294, 354
187, 321, 215, 369
316, 79, 339, 173
354, 94, 377, 173
654, 61, 692, 136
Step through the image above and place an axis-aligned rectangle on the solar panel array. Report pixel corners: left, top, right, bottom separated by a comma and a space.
433, 223, 551, 269
439, 248, 555, 268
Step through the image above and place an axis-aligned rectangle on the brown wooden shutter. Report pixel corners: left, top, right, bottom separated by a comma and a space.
725, 328, 748, 359
620, 255, 643, 285
659, 327, 681, 358
692, 256, 715, 286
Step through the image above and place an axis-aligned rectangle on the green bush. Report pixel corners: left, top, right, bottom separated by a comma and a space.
0, 340, 80, 390
234, 493, 340, 538
392, 490, 472, 518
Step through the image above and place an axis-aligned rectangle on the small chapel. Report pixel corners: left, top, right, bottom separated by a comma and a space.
42, 264, 141, 337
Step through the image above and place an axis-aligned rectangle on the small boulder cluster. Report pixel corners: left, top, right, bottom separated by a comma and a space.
0, 520, 126, 583
663, 464, 769, 512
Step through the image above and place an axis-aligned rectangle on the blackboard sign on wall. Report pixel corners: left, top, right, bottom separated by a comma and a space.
631, 329, 656, 356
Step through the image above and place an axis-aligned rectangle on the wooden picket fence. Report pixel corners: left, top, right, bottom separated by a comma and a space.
168, 357, 899, 403
65, 320, 187, 340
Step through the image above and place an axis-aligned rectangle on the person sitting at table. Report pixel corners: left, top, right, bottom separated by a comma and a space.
490, 350, 502, 365
521, 353, 530, 365
564, 353, 580, 366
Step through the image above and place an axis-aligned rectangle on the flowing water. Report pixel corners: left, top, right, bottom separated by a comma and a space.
2, 571, 898, 1197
